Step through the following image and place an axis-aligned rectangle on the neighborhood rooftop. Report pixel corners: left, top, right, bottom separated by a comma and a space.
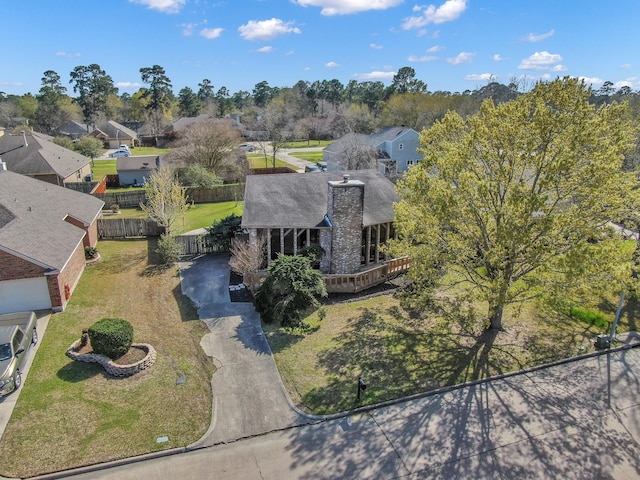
0, 169, 104, 271
242, 169, 399, 230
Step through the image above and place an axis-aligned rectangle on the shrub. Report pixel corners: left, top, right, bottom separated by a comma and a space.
84, 246, 98, 260
110, 203, 120, 213
156, 234, 183, 264
207, 214, 242, 250
88, 318, 134, 360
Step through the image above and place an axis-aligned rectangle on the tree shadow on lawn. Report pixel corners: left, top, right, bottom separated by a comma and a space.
286, 349, 640, 479
300, 298, 588, 414
57, 361, 103, 383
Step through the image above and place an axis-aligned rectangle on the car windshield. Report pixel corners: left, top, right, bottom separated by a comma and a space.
0, 343, 11, 361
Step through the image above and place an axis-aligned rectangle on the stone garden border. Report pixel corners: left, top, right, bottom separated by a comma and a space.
66, 340, 156, 377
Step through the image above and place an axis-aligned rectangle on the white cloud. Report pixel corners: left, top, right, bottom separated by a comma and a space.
325, 61, 340, 67
285, 50, 295, 56
0, 81, 23, 87
116, 81, 141, 89
578, 76, 604, 86
447, 51, 474, 65
408, 55, 437, 62
402, 0, 467, 30
621, 63, 632, 70
200, 28, 223, 39
370, 43, 383, 50
179, 23, 196, 36
292, 0, 403, 15
523, 29, 554, 42
55, 51, 81, 57
493, 54, 503, 61
427, 45, 444, 53
352, 70, 396, 80
129, 0, 185, 14
465, 73, 495, 81
238, 18, 301, 41
615, 77, 640, 89
551, 64, 567, 72
518, 51, 563, 70
257, 46, 273, 53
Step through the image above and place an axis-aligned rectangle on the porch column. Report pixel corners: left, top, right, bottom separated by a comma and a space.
375, 224, 381, 262
267, 229, 272, 265
280, 228, 285, 255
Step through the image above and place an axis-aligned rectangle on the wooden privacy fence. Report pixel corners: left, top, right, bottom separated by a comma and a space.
175, 234, 228, 255
95, 191, 147, 208
98, 218, 165, 239
93, 183, 244, 207
245, 257, 410, 293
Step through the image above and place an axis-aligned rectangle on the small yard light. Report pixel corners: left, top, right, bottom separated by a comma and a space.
357, 377, 367, 401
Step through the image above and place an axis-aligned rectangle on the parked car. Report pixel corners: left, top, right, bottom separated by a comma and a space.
119, 144, 130, 151
109, 149, 130, 158
239, 143, 256, 152
304, 165, 321, 173
0, 311, 38, 397
316, 161, 328, 171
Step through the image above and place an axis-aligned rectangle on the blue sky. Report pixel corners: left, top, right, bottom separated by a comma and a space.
2, 0, 638, 97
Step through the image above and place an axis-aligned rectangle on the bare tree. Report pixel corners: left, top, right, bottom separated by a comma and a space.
169, 119, 243, 175
229, 235, 267, 278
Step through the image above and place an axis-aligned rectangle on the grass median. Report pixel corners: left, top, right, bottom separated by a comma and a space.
0, 240, 214, 478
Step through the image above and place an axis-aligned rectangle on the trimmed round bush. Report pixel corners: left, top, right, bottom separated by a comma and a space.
88, 318, 134, 360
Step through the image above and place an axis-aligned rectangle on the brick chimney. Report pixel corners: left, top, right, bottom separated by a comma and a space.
324, 174, 364, 274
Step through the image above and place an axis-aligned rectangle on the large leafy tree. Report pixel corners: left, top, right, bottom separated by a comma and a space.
140, 65, 173, 142
69, 64, 116, 129
35, 70, 71, 135
389, 66, 427, 95
391, 77, 639, 331
177, 87, 202, 117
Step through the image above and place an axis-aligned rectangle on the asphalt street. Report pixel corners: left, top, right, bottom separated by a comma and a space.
41, 341, 640, 480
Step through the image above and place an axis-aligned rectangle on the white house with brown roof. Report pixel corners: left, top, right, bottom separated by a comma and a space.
90, 120, 137, 149
0, 165, 104, 314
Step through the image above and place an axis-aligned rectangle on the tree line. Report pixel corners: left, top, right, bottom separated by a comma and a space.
3, 64, 640, 148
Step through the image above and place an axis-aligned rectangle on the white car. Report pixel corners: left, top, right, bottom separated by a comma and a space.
109, 149, 130, 158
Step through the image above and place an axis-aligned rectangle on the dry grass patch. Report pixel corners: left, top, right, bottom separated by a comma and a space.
266, 290, 631, 415
0, 239, 213, 478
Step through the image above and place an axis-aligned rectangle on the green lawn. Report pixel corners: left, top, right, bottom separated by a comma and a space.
265, 287, 635, 415
113, 201, 243, 235
0, 240, 213, 478
247, 154, 295, 169
282, 140, 332, 148
289, 151, 324, 162
92, 159, 116, 181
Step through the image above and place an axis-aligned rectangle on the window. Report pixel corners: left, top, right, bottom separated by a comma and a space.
398, 143, 404, 150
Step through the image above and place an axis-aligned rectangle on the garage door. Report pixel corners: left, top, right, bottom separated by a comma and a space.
0, 277, 51, 314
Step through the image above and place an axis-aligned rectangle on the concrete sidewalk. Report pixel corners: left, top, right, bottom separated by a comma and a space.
178, 255, 311, 446
52, 343, 640, 479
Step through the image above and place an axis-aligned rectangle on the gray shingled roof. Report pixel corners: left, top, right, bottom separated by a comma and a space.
0, 131, 91, 179
116, 155, 160, 172
94, 120, 137, 140
242, 170, 399, 229
0, 170, 104, 271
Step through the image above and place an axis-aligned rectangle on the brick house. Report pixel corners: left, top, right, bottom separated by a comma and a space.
90, 120, 137, 149
242, 170, 399, 275
0, 165, 104, 314
0, 129, 92, 186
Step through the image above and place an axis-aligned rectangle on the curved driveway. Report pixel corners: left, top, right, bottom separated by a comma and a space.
179, 254, 312, 446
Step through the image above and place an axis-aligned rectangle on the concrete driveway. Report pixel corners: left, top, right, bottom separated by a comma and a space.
0, 311, 50, 439
179, 254, 312, 446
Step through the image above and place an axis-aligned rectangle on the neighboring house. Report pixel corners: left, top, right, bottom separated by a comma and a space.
242, 170, 399, 275
323, 126, 423, 175
90, 120, 137, 149
116, 155, 160, 186
0, 130, 92, 186
0, 165, 104, 314
57, 120, 90, 141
